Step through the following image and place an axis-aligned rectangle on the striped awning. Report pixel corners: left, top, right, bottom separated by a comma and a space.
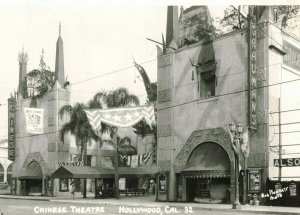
182, 170, 230, 178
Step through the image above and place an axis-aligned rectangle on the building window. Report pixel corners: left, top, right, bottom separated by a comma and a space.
59, 179, 69, 192
197, 62, 216, 98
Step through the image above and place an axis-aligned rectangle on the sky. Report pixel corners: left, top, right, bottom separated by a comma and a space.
0, 0, 295, 139
0, 1, 230, 139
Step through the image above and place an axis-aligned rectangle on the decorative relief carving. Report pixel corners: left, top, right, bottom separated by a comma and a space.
157, 125, 172, 137
158, 160, 171, 171
19, 152, 47, 176
175, 128, 234, 170
256, 110, 266, 124
257, 23, 267, 39
257, 67, 267, 82
158, 55, 171, 68
248, 153, 266, 167
48, 117, 54, 126
58, 142, 69, 152
158, 89, 171, 103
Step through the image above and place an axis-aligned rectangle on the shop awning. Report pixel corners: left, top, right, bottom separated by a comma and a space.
182, 142, 230, 178
119, 167, 157, 177
51, 166, 114, 179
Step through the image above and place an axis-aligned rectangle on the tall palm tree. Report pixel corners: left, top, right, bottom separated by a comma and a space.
59, 102, 100, 198
88, 87, 140, 198
88, 87, 140, 139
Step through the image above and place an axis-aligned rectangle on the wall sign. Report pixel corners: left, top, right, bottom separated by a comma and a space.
59, 179, 69, 192
8, 98, 16, 161
248, 6, 257, 132
248, 171, 261, 193
274, 158, 300, 167
158, 175, 167, 192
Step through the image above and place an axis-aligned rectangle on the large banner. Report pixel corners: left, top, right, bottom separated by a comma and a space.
24, 108, 44, 134
85, 105, 155, 131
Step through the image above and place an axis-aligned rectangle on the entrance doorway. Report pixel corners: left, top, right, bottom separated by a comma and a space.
19, 161, 43, 196
183, 142, 231, 203
186, 177, 230, 203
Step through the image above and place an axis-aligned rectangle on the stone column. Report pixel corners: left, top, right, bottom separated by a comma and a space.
16, 179, 22, 195
4, 167, 7, 183
168, 170, 176, 201
182, 177, 187, 202
42, 175, 45, 195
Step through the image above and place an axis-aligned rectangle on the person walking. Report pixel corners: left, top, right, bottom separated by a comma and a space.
70, 180, 76, 199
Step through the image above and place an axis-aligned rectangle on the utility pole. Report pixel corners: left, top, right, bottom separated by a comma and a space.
278, 98, 282, 181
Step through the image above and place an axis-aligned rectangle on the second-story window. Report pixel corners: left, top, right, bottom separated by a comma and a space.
196, 43, 217, 98
198, 61, 216, 98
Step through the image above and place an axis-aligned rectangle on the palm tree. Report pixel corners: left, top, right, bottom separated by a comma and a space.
59, 102, 100, 198
88, 87, 140, 198
88, 87, 140, 140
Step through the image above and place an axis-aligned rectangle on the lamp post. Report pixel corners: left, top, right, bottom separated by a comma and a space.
228, 122, 243, 209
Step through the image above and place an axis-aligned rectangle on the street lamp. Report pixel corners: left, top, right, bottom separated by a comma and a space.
227, 122, 243, 209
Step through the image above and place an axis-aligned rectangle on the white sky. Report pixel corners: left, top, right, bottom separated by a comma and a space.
0, 0, 295, 139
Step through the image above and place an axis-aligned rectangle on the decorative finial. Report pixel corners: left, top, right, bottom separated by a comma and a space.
59, 22, 61, 37
18, 47, 28, 63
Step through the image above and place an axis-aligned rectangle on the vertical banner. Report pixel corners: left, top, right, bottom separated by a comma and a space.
8, 98, 16, 161
248, 6, 257, 132
24, 108, 44, 134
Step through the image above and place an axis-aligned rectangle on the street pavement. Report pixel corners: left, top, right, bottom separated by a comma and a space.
0, 195, 299, 215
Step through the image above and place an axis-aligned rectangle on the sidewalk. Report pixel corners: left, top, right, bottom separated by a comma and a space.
0, 194, 300, 214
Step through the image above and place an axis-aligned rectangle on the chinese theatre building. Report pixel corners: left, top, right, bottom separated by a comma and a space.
10, 26, 71, 197
156, 6, 300, 204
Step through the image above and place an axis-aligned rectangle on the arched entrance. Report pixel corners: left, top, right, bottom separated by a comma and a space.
184, 142, 230, 203
19, 161, 43, 196
174, 128, 235, 203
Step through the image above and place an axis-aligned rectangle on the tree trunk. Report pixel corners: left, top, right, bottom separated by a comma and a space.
83, 141, 87, 198
112, 132, 119, 199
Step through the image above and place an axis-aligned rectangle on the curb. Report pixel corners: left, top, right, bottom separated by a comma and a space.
0, 196, 50, 201
50, 199, 300, 215
1, 196, 299, 215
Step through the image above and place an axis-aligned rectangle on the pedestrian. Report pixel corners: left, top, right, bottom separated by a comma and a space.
70, 180, 75, 199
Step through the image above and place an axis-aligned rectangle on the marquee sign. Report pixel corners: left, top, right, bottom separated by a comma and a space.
58, 161, 83, 166
274, 158, 300, 167
8, 98, 16, 161
248, 6, 257, 132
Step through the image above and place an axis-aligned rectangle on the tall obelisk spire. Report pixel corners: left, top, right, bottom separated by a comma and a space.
55, 22, 65, 87
18, 47, 28, 97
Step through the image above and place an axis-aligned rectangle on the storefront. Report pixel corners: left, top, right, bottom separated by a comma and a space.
51, 166, 115, 198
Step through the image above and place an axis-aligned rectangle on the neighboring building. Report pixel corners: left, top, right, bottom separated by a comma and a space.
156, 6, 300, 204
0, 139, 13, 185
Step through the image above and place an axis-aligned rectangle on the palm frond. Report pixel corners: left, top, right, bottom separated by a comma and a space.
60, 123, 73, 142
59, 105, 73, 119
